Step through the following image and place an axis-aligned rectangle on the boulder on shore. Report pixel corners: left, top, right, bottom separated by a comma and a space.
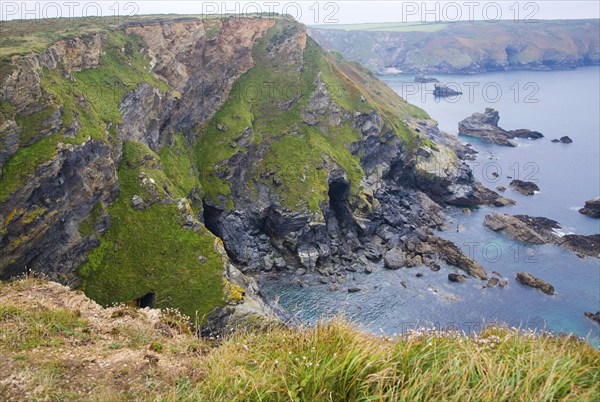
516, 272, 555, 295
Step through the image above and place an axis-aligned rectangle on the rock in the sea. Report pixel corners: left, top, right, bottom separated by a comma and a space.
496, 186, 506, 192
414, 75, 439, 83
509, 179, 540, 196
584, 311, 600, 325
383, 248, 405, 270
516, 272, 555, 295
551, 136, 573, 144
348, 287, 361, 293
483, 213, 547, 244
458, 108, 543, 147
448, 273, 467, 283
433, 84, 462, 97
579, 197, 600, 219
131, 195, 145, 210
560, 136, 573, 143
485, 213, 600, 258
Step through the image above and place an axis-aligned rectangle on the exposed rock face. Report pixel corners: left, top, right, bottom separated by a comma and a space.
0, 140, 119, 283
509, 180, 540, 196
458, 108, 543, 147
125, 18, 276, 137
484, 213, 600, 258
1, 16, 516, 325
516, 272, 555, 295
579, 197, 600, 218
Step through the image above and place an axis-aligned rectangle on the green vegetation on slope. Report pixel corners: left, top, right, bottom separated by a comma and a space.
1, 279, 599, 401
78, 141, 225, 320
0, 29, 165, 202
195, 19, 428, 212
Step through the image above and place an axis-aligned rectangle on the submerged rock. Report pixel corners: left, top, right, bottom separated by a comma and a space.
516, 272, 555, 295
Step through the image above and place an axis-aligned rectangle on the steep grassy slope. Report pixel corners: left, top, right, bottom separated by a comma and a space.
1, 279, 599, 401
194, 19, 428, 212
77, 141, 226, 319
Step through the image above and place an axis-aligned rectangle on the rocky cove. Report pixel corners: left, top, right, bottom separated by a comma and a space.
1, 16, 598, 342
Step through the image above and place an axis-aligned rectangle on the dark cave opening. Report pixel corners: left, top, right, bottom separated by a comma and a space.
328, 179, 353, 228
202, 203, 223, 238
136, 292, 156, 309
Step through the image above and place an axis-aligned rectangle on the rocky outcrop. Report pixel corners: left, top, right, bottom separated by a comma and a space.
579, 197, 600, 218
551, 136, 573, 144
458, 108, 543, 147
433, 84, 462, 97
1, 16, 518, 325
484, 212, 600, 258
516, 272, 555, 295
0, 140, 119, 283
584, 311, 600, 325
414, 75, 439, 83
509, 180, 540, 196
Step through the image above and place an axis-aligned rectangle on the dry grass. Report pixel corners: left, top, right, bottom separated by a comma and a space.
1, 278, 599, 401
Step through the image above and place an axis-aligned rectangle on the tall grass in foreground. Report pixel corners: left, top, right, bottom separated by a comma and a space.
1, 279, 599, 401
183, 321, 600, 401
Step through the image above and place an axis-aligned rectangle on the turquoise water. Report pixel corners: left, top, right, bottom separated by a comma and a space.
259, 67, 600, 343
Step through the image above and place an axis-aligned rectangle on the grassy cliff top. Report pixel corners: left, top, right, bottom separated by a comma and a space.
0, 14, 275, 57
1, 278, 599, 401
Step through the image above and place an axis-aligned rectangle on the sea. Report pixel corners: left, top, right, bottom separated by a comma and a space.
259, 67, 600, 344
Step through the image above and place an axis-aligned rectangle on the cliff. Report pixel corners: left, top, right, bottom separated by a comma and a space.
308, 20, 600, 74
1, 15, 508, 326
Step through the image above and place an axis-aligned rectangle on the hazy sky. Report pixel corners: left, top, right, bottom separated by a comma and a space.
2, 1, 599, 23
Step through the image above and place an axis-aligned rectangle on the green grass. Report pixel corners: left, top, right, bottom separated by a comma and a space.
0, 28, 165, 203
0, 304, 90, 351
159, 134, 203, 198
194, 19, 425, 212
2, 283, 598, 402
78, 142, 225, 320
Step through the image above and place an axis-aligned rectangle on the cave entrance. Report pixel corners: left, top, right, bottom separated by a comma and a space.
328, 179, 353, 228
202, 203, 223, 238
136, 292, 156, 309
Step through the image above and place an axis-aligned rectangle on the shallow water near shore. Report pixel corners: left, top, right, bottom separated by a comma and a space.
259, 67, 600, 344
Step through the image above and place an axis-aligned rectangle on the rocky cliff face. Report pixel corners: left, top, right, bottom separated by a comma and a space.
1, 16, 510, 326
309, 20, 600, 74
